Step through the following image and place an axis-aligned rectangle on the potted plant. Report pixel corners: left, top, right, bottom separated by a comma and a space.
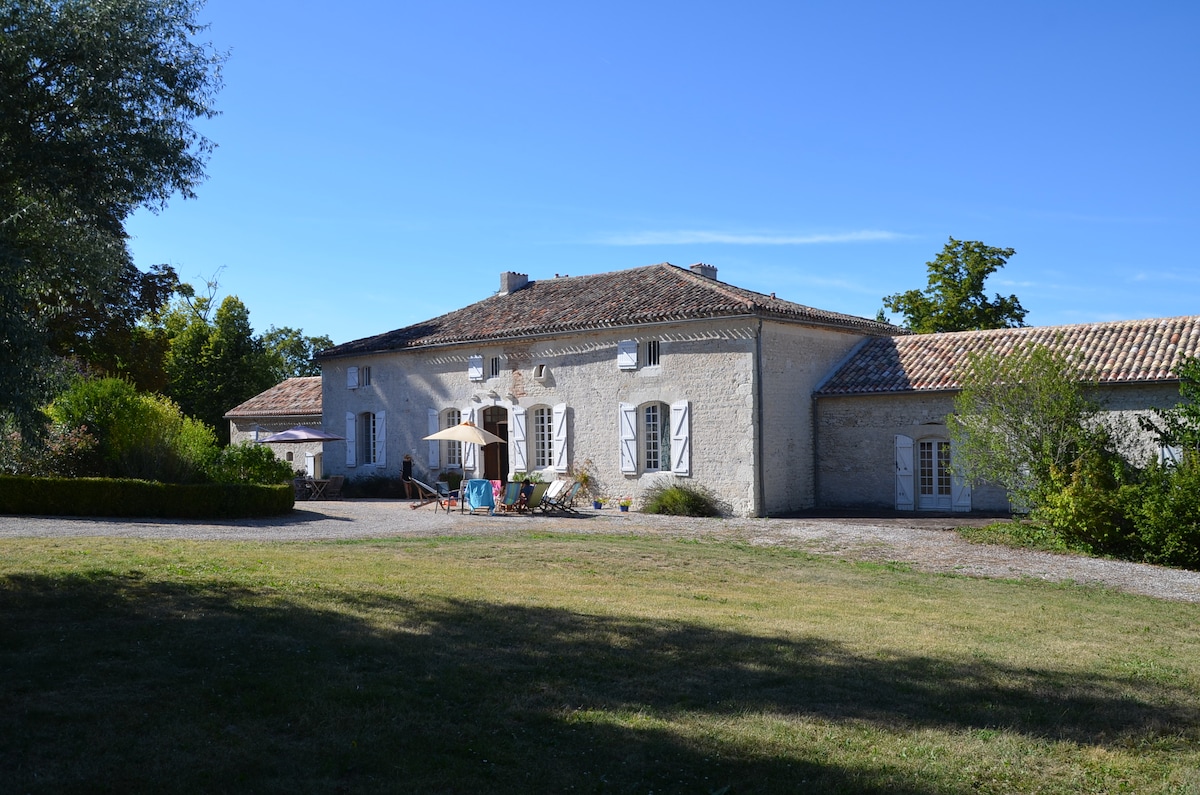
618, 497, 632, 512
592, 496, 606, 510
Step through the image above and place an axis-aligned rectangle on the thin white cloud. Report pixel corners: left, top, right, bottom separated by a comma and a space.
599, 229, 906, 246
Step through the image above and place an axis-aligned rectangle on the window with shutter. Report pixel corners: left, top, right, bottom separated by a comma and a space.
894, 435, 914, 511
669, 400, 690, 476
427, 409, 440, 468
468, 355, 484, 381
510, 406, 527, 472
552, 403, 568, 472
346, 367, 359, 390
619, 403, 637, 473
617, 340, 637, 370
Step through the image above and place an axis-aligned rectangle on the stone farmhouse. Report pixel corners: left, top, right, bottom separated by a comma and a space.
224, 376, 324, 475
311, 262, 1198, 517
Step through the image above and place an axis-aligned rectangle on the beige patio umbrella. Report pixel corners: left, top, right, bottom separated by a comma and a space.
422, 421, 506, 446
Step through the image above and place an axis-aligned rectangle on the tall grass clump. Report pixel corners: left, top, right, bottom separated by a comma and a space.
640, 480, 723, 516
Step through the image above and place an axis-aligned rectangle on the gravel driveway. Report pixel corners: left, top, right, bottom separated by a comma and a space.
3, 500, 1199, 603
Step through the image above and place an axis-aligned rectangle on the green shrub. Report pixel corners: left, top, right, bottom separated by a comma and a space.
1031, 449, 1138, 557
640, 480, 723, 517
0, 475, 293, 518
1127, 455, 1200, 569
207, 442, 296, 485
45, 377, 217, 482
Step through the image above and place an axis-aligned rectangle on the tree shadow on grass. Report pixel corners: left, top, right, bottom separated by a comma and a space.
1, 572, 1195, 794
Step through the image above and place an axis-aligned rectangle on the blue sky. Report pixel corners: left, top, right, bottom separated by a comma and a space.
125, 1, 1199, 346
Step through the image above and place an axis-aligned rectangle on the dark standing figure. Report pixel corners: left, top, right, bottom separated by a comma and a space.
402, 454, 416, 499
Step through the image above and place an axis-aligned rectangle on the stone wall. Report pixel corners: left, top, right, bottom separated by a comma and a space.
815, 382, 1185, 512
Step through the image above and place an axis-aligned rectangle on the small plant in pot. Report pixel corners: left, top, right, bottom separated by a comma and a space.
592, 496, 606, 510
618, 497, 632, 512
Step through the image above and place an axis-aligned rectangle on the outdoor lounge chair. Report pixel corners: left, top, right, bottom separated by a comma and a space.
499, 481, 522, 512
534, 480, 566, 513
522, 481, 550, 512
408, 478, 458, 512
462, 478, 496, 515
541, 480, 583, 513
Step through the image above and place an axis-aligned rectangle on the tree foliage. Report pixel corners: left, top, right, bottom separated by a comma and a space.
1140, 355, 1200, 455
164, 295, 279, 444
0, 0, 223, 434
44, 376, 217, 482
883, 238, 1027, 333
262, 326, 335, 379
948, 342, 1108, 509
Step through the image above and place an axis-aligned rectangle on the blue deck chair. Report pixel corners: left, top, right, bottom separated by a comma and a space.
462, 478, 496, 515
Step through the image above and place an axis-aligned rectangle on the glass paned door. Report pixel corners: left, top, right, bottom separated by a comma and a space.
918, 440, 952, 510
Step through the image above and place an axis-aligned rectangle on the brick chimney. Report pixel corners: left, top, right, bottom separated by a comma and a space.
689, 263, 718, 280
499, 271, 529, 294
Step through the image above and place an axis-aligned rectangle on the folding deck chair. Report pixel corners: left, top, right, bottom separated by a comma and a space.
409, 478, 458, 512
462, 478, 496, 515
540, 481, 583, 513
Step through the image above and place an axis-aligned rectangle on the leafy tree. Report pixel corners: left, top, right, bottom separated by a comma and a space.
1140, 355, 1200, 454
948, 342, 1110, 509
883, 238, 1027, 333
164, 295, 279, 444
0, 0, 223, 435
263, 326, 335, 379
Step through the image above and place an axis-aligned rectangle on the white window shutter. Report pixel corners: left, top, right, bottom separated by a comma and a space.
1161, 445, 1182, 466
670, 400, 690, 476
552, 403, 569, 472
950, 438, 970, 512
510, 406, 527, 472
347, 366, 359, 390
427, 409, 440, 468
375, 411, 386, 467
619, 402, 637, 473
617, 340, 638, 370
468, 355, 484, 381
345, 412, 357, 467
462, 406, 477, 471
895, 434, 913, 511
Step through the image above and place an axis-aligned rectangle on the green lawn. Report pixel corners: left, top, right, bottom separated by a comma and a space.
2, 533, 1198, 793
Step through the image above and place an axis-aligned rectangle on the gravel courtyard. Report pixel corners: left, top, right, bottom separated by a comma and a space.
3, 500, 1199, 603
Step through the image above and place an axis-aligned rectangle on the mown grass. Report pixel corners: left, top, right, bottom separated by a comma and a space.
2, 532, 1198, 793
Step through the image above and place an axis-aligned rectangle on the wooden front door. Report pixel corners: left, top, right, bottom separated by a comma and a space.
482, 406, 509, 482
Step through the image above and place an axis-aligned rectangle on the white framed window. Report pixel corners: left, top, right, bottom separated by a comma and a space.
489, 356, 501, 378
643, 402, 670, 472
443, 408, 462, 468
532, 406, 553, 469
620, 400, 690, 475
360, 366, 371, 386
360, 412, 378, 465
645, 339, 660, 367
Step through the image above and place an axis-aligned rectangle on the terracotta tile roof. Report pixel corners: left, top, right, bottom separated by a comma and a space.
320, 263, 897, 357
817, 316, 1200, 396
224, 376, 323, 418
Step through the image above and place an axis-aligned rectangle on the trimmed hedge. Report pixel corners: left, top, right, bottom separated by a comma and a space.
0, 476, 294, 519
